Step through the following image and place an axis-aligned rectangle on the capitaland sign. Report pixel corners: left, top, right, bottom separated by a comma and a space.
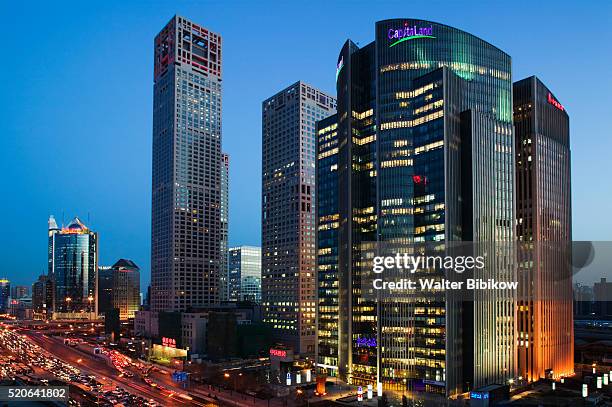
388, 23, 435, 47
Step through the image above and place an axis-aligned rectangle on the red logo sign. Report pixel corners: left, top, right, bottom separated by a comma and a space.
413, 175, 427, 185
162, 337, 176, 348
269, 348, 287, 357
547, 93, 565, 112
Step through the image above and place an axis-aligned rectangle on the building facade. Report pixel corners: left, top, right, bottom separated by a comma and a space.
111, 259, 141, 320
48, 217, 98, 318
228, 246, 262, 302
514, 76, 573, 382
262, 81, 336, 354
220, 153, 230, 301
0, 278, 10, 314
317, 19, 516, 396
315, 115, 339, 373
97, 266, 113, 316
134, 310, 160, 338
151, 15, 223, 311
32, 274, 53, 319
594, 278, 612, 317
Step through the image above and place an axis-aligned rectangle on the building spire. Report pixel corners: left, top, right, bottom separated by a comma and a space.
48, 215, 58, 230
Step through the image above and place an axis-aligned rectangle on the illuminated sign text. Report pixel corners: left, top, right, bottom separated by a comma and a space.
547, 92, 565, 112
162, 337, 176, 348
388, 24, 435, 47
270, 348, 287, 357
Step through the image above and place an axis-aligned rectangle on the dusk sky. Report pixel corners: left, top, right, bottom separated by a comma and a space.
1, 0, 611, 288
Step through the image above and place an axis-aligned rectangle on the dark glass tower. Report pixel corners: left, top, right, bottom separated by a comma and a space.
315, 114, 340, 372
317, 19, 516, 396
0, 279, 9, 314
32, 274, 53, 318
97, 266, 113, 316
514, 76, 573, 381
151, 16, 223, 311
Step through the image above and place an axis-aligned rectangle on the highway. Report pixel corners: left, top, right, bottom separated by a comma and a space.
24, 331, 212, 406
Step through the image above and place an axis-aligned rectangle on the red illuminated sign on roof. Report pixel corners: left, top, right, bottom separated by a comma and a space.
547, 93, 565, 112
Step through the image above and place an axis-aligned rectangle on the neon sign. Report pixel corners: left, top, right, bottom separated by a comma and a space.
470, 392, 489, 400
412, 175, 427, 185
356, 337, 377, 347
270, 348, 287, 357
336, 56, 344, 82
162, 337, 176, 348
547, 92, 565, 112
388, 24, 435, 47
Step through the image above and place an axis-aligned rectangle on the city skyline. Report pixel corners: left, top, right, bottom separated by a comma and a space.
2, 1, 611, 288
0, 6, 609, 405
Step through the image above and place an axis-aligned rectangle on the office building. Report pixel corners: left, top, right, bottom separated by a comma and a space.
262, 81, 336, 354
316, 19, 516, 395
111, 259, 141, 320
135, 310, 160, 338
514, 76, 573, 381
144, 285, 151, 309
594, 278, 612, 318
220, 153, 230, 301
228, 246, 262, 302
315, 114, 339, 373
574, 283, 594, 317
11, 286, 30, 299
32, 274, 53, 319
48, 216, 98, 318
151, 15, 223, 311
0, 278, 10, 314
97, 266, 113, 315
182, 312, 208, 355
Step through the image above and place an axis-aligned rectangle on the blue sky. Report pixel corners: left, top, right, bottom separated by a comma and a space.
1, 0, 610, 288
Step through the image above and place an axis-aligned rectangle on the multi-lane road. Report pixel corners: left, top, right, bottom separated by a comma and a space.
28, 331, 183, 405
0, 325, 218, 406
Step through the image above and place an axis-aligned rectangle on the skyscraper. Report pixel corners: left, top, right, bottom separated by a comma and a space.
0, 278, 10, 314
151, 15, 223, 312
32, 274, 53, 319
314, 114, 339, 373
317, 19, 516, 395
262, 81, 336, 355
97, 266, 113, 316
48, 217, 98, 318
111, 259, 141, 320
514, 76, 572, 381
228, 246, 262, 302
220, 153, 230, 301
